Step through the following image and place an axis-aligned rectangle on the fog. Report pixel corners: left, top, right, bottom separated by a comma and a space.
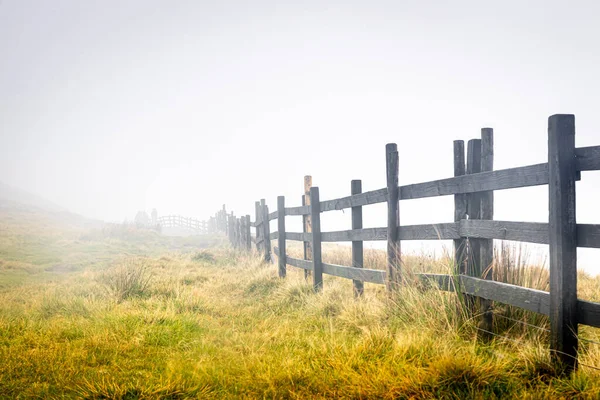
1, 1, 599, 272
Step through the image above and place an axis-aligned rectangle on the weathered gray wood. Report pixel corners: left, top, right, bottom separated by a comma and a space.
300, 220, 560, 244
351, 180, 364, 296
454, 140, 467, 275
479, 128, 494, 338
575, 145, 600, 171
277, 196, 286, 278
286, 232, 312, 242
250, 221, 256, 228
419, 273, 600, 329
548, 114, 578, 371
239, 217, 245, 249
386, 144, 401, 291
255, 201, 262, 252
480, 128, 494, 274
398, 223, 459, 240
577, 300, 600, 328
287, 254, 314, 271
416, 273, 551, 315
321, 228, 387, 242
228, 213, 234, 246
321, 262, 386, 285
268, 210, 278, 221
467, 139, 482, 278
274, 246, 311, 270
399, 162, 549, 199
261, 199, 272, 263
237, 218, 242, 247
320, 188, 388, 212
461, 275, 551, 315
285, 205, 311, 216
460, 220, 548, 244
269, 231, 279, 241
578, 224, 600, 248
310, 187, 323, 291
245, 215, 252, 251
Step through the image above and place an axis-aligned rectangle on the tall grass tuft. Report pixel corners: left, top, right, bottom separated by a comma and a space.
100, 258, 153, 302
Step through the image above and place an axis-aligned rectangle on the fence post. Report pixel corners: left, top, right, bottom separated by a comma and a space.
228, 213, 233, 246
303, 176, 313, 279
310, 187, 323, 291
548, 114, 578, 372
386, 143, 400, 291
277, 196, 286, 278
239, 217, 244, 249
351, 179, 364, 297
261, 199, 271, 262
465, 139, 482, 312
255, 201, 262, 252
466, 139, 482, 276
236, 218, 242, 248
233, 217, 237, 247
245, 215, 251, 251
480, 128, 494, 337
453, 140, 467, 274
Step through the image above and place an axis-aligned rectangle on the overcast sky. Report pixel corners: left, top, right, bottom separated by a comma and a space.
1, 1, 598, 271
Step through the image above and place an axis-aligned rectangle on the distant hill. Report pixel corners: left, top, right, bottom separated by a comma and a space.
0, 181, 101, 230
0, 181, 66, 212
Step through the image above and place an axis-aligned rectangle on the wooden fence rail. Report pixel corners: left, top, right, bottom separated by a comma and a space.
206, 114, 600, 372
156, 215, 208, 234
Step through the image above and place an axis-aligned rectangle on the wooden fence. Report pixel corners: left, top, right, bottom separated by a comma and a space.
206, 114, 600, 372
156, 215, 208, 234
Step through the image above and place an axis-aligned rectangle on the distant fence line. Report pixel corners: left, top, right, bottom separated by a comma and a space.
204, 114, 600, 372
156, 215, 208, 234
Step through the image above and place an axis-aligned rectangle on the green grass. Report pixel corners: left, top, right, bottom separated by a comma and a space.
1, 207, 600, 398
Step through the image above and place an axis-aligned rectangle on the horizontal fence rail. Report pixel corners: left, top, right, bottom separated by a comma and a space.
575, 145, 600, 171
156, 215, 208, 233
208, 114, 600, 373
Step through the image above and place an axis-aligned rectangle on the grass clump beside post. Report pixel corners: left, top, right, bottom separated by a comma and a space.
100, 258, 153, 302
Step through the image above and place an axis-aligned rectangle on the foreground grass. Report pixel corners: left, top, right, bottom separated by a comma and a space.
1, 246, 600, 399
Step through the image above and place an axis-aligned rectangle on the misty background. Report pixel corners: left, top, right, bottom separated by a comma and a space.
1, 1, 598, 272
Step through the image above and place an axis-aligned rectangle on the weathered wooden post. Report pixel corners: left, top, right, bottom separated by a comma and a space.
228, 213, 234, 246
465, 139, 482, 312
453, 140, 467, 274
245, 215, 252, 251
480, 128, 494, 336
261, 199, 271, 262
238, 215, 241, 249
303, 176, 313, 279
386, 143, 400, 291
277, 196, 286, 278
255, 201, 262, 252
548, 114, 578, 372
466, 139, 482, 277
351, 179, 364, 297
310, 187, 323, 291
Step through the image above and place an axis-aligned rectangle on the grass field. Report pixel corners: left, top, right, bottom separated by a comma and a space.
1, 206, 600, 399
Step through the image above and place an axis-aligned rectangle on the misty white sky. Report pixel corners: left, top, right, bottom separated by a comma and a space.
1, 1, 598, 270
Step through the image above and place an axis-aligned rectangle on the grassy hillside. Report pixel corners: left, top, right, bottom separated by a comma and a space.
1, 207, 600, 398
